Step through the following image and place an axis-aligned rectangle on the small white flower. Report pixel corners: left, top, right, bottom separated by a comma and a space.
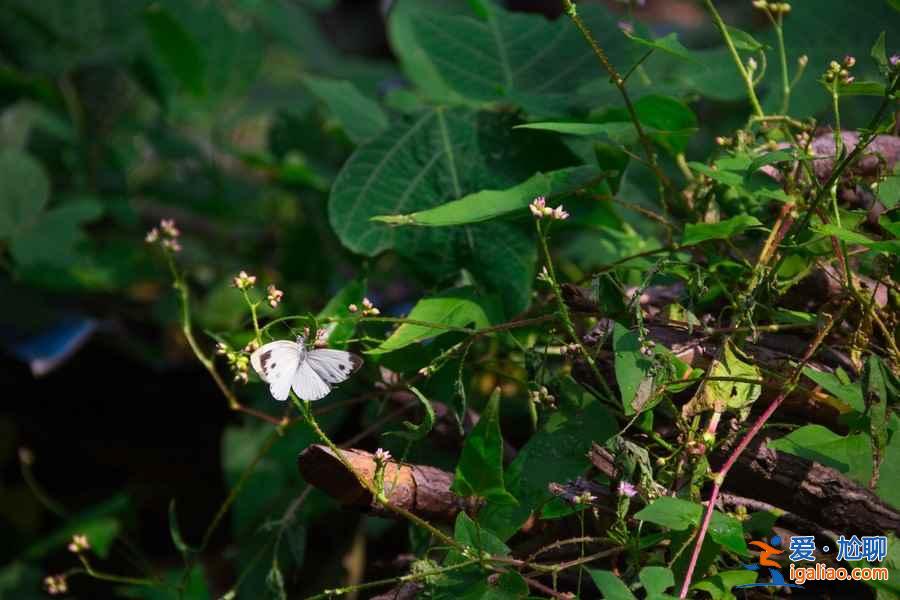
374, 448, 392, 464
618, 480, 638, 498
529, 196, 547, 218
552, 205, 569, 220
68, 534, 90, 554
160, 218, 180, 238
232, 270, 256, 290
267, 284, 284, 308
145, 227, 159, 243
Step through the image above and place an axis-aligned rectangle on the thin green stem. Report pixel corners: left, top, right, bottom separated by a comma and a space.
304, 558, 480, 600
702, 0, 765, 118
560, 0, 671, 213
770, 14, 791, 113
76, 556, 159, 588
537, 221, 614, 403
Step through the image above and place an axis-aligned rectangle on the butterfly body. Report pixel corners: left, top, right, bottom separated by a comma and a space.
250, 336, 362, 401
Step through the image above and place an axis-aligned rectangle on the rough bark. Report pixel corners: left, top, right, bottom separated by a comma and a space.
714, 436, 900, 536
297, 444, 479, 524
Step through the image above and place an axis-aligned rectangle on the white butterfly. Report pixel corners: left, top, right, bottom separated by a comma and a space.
250, 336, 363, 401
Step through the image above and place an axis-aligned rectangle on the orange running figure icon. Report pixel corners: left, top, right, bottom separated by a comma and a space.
749, 540, 783, 567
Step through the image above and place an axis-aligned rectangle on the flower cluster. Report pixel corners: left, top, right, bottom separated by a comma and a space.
617, 480, 638, 498
529, 386, 556, 409
824, 56, 856, 84
266, 284, 284, 308
216, 341, 251, 383
44, 575, 68, 595
349, 297, 380, 316
232, 270, 257, 290
373, 448, 392, 465
529, 196, 569, 221
68, 533, 90, 554
145, 218, 182, 252
574, 491, 597, 506
303, 326, 329, 348
751, 0, 790, 13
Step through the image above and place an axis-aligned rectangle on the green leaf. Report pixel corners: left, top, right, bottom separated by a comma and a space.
687, 161, 745, 187
385, 385, 436, 442
373, 166, 604, 227
726, 26, 766, 51
371, 287, 497, 354
864, 356, 890, 490
681, 215, 763, 246
768, 425, 873, 483
613, 323, 655, 415
374, 171, 550, 227
330, 107, 573, 316
453, 512, 509, 557
169, 500, 199, 557
0, 149, 49, 239
625, 31, 695, 62
589, 570, 637, 599
266, 563, 287, 600
303, 76, 388, 144
813, 223, 900, 254
519, 96, 697, 154
834, 80, 887, 96
746, 149, 799, 176
692, 570, 758, 599
877, 175, 900, 209
317, 279, 366, 348
877, 415, 900, 510
871, 32, 888, 70
631, 95, 698, 155
803, 366, 864, 412
451, 388, 517, 504
703, 341, 762, 417
709, 511, 750, 556
143, 5, 206, 96
515, 121, 640, 144
406, 4, 635, 113
635, 498, 748, 555
24, 494, 129, 560
478, 401, 616, 540
639, 566, 675, 597
635, 496, 701, 530
10, 199, 103, 268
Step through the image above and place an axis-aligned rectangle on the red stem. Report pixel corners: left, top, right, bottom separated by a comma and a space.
678, 308, 842, 597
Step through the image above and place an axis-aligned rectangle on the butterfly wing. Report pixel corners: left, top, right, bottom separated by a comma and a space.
306, 349, 363, 384
292, 360, 332, 401
250, 341, 302, 401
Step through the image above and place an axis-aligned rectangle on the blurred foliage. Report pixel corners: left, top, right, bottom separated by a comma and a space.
2, 0, 899, 598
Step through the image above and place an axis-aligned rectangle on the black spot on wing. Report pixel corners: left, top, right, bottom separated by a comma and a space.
259, 351, 273, 371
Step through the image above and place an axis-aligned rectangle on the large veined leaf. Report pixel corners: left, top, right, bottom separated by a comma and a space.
329, 107, 577, 314
404, 3, 637, 115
